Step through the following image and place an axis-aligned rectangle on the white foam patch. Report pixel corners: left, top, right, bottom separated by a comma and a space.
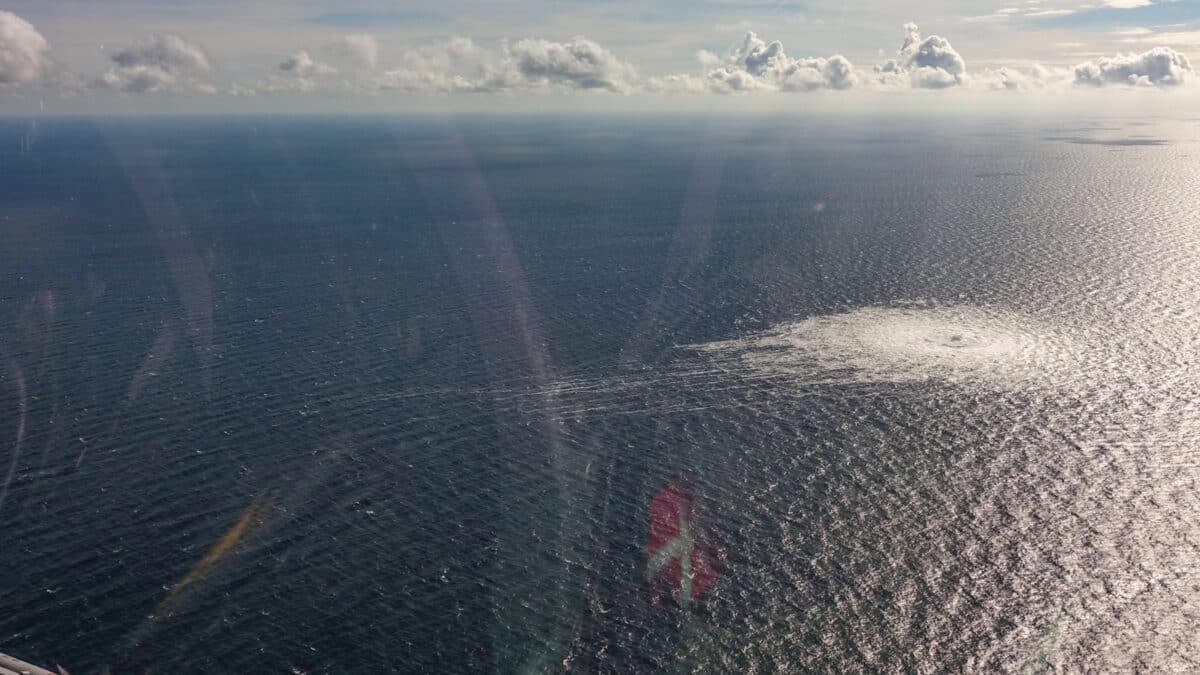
690, 304, 1076, 387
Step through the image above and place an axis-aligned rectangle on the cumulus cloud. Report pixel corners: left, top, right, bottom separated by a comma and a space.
375, 36, 505, 92
41, 20, 1197, 101
98, 34, 214, 93
875, 23, 967, 89
1073, 47, 1193, 86
505, 37, 637, 92
649, 32, 855, 94
374, 35, 637, 93
280, 50, 335, 77
699, 32, 856, 93
238, 35, 384, 95
258, 50, 338, 92
0, 10, 50, 85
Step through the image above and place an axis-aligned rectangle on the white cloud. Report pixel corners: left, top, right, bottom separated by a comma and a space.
875, 23, 967, 89
240, 35, 384, 95
259, 50, 338, 92
280, 50, 336, 78
11, 15, 1199, 103
98, 34, 214, 93
1024, 8, 1076, 17
376, 36, 507, 92
1074, 47, 1193, 86
659, 31, 856, 94
977, 64, 1070, 90
962, 13, 1012, 23
704, 65, 772, 91
963, 5, 1075, 22
376, 69, 485, 93
0, 10, 50, 85
377, 33, 850, 96
716, 32, 856, 91
506, 37, 638, 92
1113, 28, 1200, 50
696, 49, 722, 68
373, 36, 638, 93
978, 66, 1037, 90
644, 73, 708, 93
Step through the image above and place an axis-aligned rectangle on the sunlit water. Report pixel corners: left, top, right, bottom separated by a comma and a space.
2, 116, 1199, 672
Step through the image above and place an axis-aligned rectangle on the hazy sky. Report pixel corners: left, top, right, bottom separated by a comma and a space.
1, 0, 1198, 113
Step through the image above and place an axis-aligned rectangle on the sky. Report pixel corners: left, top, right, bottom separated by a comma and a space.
0, 0, 1198, 113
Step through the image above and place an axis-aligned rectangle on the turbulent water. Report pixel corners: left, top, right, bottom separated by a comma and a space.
1, 115, 1199, 673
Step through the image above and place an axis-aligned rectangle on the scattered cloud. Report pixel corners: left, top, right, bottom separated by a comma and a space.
1074, 46, 1193, 85
4, 8, 1198, 102
97, 34, 214, 93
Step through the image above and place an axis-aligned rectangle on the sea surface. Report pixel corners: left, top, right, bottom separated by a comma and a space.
1, 114, 1199, 673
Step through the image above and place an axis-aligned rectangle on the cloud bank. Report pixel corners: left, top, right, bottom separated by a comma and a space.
1, 9, 1197, 101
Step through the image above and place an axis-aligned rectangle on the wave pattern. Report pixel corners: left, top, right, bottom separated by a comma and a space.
2, 117, 1200, 673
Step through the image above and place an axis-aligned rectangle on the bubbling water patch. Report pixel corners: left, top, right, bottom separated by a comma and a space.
691, 304, 1081, 388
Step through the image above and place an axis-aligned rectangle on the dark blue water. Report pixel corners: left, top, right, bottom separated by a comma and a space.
2, 115, 1199, 672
